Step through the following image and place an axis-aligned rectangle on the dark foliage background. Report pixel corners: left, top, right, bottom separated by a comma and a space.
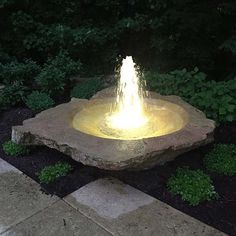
0, 0, 236, 122
0, 0, 235, 77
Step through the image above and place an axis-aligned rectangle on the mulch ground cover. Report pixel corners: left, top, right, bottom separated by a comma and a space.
0, 107, 235, 235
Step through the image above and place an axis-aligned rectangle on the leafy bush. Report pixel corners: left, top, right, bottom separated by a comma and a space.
2, 140, 29, 156
71, 78, 104, 99
0, 81, 27, 109
46, 51, 81, 77
25, 91, 54, 112
0, 60, 40, 85
167, 167, 217, 206
145, 67, 208, 100
204, 144, 236, 176
145, 69, 236, 122
35, 66, 66, 95
190, 79, 236, 122
37, 162, 73, 184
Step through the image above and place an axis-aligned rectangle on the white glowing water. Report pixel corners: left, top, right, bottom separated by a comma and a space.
107, 56, 147, 130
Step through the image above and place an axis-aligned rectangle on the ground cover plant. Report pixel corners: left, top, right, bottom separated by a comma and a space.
2, 140, 29, 156
167, 167, 218, 206
37, 162, 73, 184
204, 144, 236, 176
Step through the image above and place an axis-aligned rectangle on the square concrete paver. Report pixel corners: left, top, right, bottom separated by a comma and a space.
2, 200, 112, 236
0, 158, 58, 234
64, 178, 227, 236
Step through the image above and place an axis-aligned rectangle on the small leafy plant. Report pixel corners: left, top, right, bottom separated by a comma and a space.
46, 50, 81, 77
204, 144, 236, 176
167, 167, 217, 206
35, 66, 66, 95
0, 81, 27, 109
25, 91, 55, 112
37, 162, 73, 184
0, 60, 40, 85
2, 141, 29, 156
71, 77, 103, 99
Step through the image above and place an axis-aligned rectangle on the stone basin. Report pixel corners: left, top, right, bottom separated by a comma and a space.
12, 88, 215, 170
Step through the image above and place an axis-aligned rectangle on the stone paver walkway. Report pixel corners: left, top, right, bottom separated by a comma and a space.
0, 158, 227, 236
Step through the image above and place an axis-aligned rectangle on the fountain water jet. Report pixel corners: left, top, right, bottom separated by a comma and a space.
107, 56, 147, 130
72, 56, 187, 140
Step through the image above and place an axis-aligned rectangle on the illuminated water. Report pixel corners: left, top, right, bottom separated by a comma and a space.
73, 56, 188, 140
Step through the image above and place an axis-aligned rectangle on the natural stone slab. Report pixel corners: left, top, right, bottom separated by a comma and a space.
0, 158, 20, 174
66, 177, 155, 219
12, 88, 215, 170
0, 158, 58, 234
2, 200, 111, 236
64, 178, 226, 236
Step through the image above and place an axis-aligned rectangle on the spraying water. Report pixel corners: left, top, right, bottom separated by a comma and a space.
107, 56, 147, 130
73, 56, 186, 140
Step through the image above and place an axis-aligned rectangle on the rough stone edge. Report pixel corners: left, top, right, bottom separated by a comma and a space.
12, 89, 215, 170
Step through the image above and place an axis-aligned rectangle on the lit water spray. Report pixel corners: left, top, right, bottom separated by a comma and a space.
107, 56, 147, 130
73, 56, 186, 140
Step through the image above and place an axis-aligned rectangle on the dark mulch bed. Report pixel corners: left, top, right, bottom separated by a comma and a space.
0, 107, 236, 235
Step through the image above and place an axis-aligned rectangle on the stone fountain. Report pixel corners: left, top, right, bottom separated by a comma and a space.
12, 57, 215, 170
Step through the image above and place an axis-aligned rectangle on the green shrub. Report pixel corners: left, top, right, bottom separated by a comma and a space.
25, 91, 54, 112
2, 141, 29, 156
35, 66, 66, 95
190, 79, 236, 122
71, 78, 103, 99
37, 162, 73, 184
145, 69, 236, 123
167, 167, 217, 206
204, 144, 236, 176
46, 51, 81, 77
0, 60, 40, 85
0, 81, 27, 109
145, 68, 208, 100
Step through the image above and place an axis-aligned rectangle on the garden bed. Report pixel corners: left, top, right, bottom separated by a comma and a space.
0, 107, 235, 236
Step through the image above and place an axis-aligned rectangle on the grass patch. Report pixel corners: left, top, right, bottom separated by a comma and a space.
2, 140, 29, 156
167, 167, 218, 206
204, 144, 236, 176
38, 162, 73, 184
